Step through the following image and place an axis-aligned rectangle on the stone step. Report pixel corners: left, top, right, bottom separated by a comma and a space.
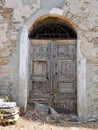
0, 107, 19, 114
3, 114, 19, 123
0, 102, 16, 109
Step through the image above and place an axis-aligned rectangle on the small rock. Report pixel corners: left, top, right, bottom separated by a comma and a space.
33, 103, 49, 114
51, 115, 61, 121
69, 115, 79, 122
48, 107, 58, 115
88, 118, 96, 122
45, 116, 51, 121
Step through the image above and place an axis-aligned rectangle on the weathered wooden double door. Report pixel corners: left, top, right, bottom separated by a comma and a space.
29, 40, 77, 113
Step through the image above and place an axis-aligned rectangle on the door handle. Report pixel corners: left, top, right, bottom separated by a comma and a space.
55, 72, 57, 75
46, 73, 49, 80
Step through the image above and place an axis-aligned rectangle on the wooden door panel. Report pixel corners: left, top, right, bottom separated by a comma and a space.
57, 44, 76, 59
29, 81, 50, 104
32, 61, 48, 81
58, 60, 76, 82
30, 40, 51, 105
58, 82, 75, 93
31, 42, 48, 60
54, 102, 77, 113
54, 40, 77, 113
54, 93, 77, 100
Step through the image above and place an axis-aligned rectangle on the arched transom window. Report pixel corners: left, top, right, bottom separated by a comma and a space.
29, 21, 77, 39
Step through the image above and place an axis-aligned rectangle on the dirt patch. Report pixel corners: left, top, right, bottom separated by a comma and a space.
0, 117, 98, 130
0, 108, 98, 130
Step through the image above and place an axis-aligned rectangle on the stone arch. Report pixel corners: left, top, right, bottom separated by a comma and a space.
19, 8, 87, 121
29, 15, 77, 39
28, 14, 77, 35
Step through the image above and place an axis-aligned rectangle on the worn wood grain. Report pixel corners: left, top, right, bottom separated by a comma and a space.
29, 40, 77, 113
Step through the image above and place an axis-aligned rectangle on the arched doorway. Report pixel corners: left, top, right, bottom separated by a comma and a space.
28, 16, 77, 113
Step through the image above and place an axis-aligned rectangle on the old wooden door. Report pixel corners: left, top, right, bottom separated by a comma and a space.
53, 40, 77, 113
29, 40, 77, 113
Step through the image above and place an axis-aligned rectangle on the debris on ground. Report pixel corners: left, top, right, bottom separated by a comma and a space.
24, 103, 77, 125
0, 103, 98, 130
25, 103, 98, 126
69, 115, 79, 122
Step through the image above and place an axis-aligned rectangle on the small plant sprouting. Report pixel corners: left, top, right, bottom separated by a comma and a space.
5, 95, 10, 102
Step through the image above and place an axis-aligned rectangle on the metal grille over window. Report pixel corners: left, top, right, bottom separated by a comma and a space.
29, 23, 77, 39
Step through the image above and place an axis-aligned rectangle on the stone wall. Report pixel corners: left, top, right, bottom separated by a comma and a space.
0, 0, 40, 101
0, 0, 98, 120
64, 0, 98, 119
0, 4, 17, 99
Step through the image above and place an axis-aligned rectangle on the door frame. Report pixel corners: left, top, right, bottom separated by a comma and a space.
18, 12, 88, 121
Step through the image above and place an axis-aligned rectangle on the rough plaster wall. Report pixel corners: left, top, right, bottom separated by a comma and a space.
22, 0, 39, 6
87, 63, 98, 119
0, 0, 98, 119
5, 0, 40, 23
22, 0, 66, 7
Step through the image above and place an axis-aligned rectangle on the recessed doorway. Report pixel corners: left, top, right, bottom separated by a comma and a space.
28, 16, 77, 114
